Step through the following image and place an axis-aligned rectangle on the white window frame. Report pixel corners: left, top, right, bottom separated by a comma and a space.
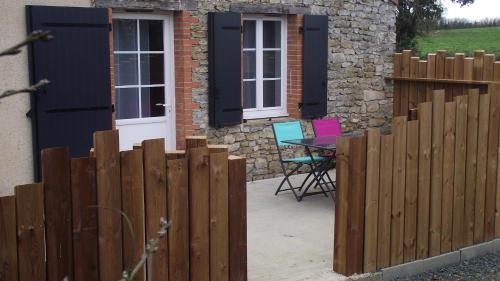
112, 13, 176, 136
243, 15, 287, 120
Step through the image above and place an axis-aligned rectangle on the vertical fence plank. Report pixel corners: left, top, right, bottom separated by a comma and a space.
426, 54, 437, 102
71, 157, 98, 281
364, 129, 381, 272
41, 147, 73, 281
409, 57, 419, 110
16, 183, 45, 281
452, 95, 468, 250
121, 149, 146, 281
444, 57, 455, 101
429, 90, 445, 257
401, 50, 412, 116
334, 137, 350, 274
377, 135, 394, 269
391, 117, 407, 266
474, 93, 490, 243
210, 151, 229, 281
167, 158, 190, 281
94, 130, 123, 281
494, 62, 500, 82
228, 156, 247, 281
417, 102, 432, 259
441, 102, 456, 253
483, 54, 495, 81
454, 53, 465, 98
497, 145, 500, 238
464, 89, 480, 246
143, 139, 169, 281
473, 51, 485, 81
189, 145, 210, 281
0, 196, 18, 281
393, 53, 402, 116
464, 58, 474, 93
404, 120, 419, 262
418, 60, 428, 103
436, 50, 447, 79
346, 135, 367, 275
485, 83, 500, 240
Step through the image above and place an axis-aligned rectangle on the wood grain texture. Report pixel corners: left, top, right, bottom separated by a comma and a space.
391, 117, 407, 266
429, 90, 445, 257
464, 58, 474, 81
400, 50, 412, 116
142, 139, 169, 281
417, 102, 432, 259
441, 102, 456, 253
377, 135, 394, 269
347, 135, 367, 275
454, 54, 465, 97
334, 137, 350, 274
485, 84, 500, 240
393, 53, 403, 116
436, 50, 447, 79
444, 57, 455, 101
418, 60, 428, 103
41, 147, 73, 281
404, 120, 419, 262
71, 157, 98, 281
167, 159, 190, 281
473, 51, 485, 81
409, 57, 420, 110
228, 156, 247, 281
94, 130, 123, 281
426, 54, 437, 102
364, 129, 381, 272
494, 62, 500, 82
464, 89, 480, 246
189, 147, 210, 281
121, 149, 145, 281
0, 196, 18, 281
474, 93, 490, 243
15, 184, 45, 281
210, 151, 229, 281
482, 54, 495, 81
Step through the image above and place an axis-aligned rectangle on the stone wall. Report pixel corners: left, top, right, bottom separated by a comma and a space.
190, 0, 397, 181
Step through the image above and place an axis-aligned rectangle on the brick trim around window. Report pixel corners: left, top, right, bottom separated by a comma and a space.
287, 14, 304, 119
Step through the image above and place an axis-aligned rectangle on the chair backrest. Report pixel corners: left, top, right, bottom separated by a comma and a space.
272, 121, 304, 146
312, 118, 342, 137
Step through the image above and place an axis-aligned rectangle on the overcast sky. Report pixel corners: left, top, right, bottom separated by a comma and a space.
442, 0, 500, 20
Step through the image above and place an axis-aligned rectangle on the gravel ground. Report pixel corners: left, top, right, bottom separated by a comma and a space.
394, 253, 500, 281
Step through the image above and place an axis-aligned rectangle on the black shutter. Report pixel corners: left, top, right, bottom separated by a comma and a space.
302, 15, 328, 119
27, 6, 112, 178
208, 12, 242, 128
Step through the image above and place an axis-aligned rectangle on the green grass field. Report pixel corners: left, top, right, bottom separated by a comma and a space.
415, 26, 500, 58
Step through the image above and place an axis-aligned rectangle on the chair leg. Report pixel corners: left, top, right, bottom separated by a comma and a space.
276, 162, 302, 201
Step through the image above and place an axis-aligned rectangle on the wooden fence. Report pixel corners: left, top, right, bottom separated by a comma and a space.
0, 130, 247, 281
389, 50, 500, 117
334, 84, 500, 275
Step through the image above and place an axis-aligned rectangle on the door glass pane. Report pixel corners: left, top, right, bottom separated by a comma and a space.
243, 51, 256, 79
243, 81, 256, 109
263, 21, 281, 48
113, 19, 137, 51
243, 21, 256, 48
140, 20, 163, 51
140, 54, 164, 85
263, 51, 281, 78
263, 80, 281, 108
114, 54, 138, 86
141, 87, 165, 117
116, 88, 139, 119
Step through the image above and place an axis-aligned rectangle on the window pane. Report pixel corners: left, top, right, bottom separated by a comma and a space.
140, 20, 163, 51
116, 88, 139, 119
243, 21, 256, 48
243, 81, 256, 109
263, 51, 281, 78
140, 54, 164, 85
263, 80, 281, 108
141, 87, 165, 117
113, 19, 137, 51
114, 54, 138, 86
263, 21, 281, 48
243, 51, 256, 79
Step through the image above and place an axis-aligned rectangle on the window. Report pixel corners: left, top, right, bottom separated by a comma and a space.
113, 16, 171, 121
243, 16, 287, 119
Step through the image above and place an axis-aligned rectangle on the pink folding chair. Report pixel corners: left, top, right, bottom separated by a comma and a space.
312, 117, 342, 137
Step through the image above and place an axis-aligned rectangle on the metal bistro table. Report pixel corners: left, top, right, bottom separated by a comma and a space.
282, 136, 337, 201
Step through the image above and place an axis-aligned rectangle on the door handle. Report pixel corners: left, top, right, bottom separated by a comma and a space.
156, 103, 172, 113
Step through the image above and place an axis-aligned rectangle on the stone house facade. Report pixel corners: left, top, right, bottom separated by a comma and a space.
0, 0, 396, 195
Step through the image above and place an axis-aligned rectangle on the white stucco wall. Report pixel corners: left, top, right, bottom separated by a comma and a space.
0, 0, 92, 196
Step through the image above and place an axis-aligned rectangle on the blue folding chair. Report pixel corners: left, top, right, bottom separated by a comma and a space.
272, 121, 329, 201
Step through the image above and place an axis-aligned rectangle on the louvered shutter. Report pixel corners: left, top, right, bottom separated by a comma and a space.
302, 15, 328, 119
208, 12, 242, 128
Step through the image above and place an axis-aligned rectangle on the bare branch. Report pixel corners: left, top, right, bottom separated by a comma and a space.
0, 79, 50, 101
0, 30, 53, 57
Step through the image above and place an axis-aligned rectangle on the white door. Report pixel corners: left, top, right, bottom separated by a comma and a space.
112, 14, 175, 150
